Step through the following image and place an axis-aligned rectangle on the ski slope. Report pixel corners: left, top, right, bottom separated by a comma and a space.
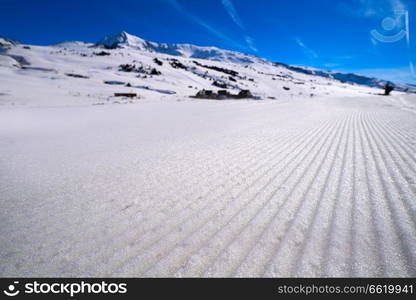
1, 94, 415, 277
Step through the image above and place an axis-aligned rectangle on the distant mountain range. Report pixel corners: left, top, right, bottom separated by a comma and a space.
92, 31, 414, 92
1, 31, 414, 94
273, 62, 414, 93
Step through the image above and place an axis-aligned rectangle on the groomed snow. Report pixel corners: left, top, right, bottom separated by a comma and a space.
1, 94, 416, 277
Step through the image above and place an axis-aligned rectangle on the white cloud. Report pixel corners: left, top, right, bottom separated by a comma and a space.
340, 0, 407, 18
293, 37, 318, 59
222, 0, 244, 30
324, 63, 341, 68
165, 0, 246, 49
165, 0, 257, 52
391, 0, 406, 12
245, 36, 257, 52
221, 0, 257, 52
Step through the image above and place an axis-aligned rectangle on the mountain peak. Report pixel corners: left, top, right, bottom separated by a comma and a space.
96, 31, 147, 49
95, 31, 266, 64
0, 36, 20, 48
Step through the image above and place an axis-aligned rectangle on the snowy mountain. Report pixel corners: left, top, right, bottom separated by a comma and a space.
96, 31, 414, 92
274, 62, 414, 93
96, 31, 148, 50
0, 31, 413, 107
96, 31, 264, 64
0, 36, 20, 51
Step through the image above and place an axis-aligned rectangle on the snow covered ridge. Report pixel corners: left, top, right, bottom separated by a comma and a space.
0, 36, 20, 48
96, 31, 261, 64
95, 31, 414, 92
0, 31, 412, 107
274, 62, 415, 93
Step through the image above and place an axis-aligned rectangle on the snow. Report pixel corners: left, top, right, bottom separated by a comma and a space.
1, 33, 416, 277
0, 37, 386, 108
96, 31, 148, 50
0, 55, 20, 68
95, 31, 276, 64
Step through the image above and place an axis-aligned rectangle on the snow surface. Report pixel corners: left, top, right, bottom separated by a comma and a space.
95, 31, 262, 64
0, 31, 396, 107
1, 33, 416, 277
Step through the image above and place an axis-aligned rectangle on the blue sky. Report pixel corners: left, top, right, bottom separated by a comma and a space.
1, 0, 415, 83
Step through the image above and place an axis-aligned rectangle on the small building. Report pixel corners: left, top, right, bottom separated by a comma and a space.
195, 89, 214, 99
192, 89, 256, 100
237, 90, 253, 99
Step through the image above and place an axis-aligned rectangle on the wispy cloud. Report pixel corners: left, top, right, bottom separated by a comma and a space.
221, 0, 257, 52
245, 36, 257, 52
339, 0, 407, 18
339, 0, 408, 31
165, 0, 246, 49
390, 0, 406, 14
324, 63, 341, 68
166, 0, 258, 53
222, 0, 245, 30
293, 37, 318, 59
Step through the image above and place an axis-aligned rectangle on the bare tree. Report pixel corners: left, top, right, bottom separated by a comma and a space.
384, 83, 394, 96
